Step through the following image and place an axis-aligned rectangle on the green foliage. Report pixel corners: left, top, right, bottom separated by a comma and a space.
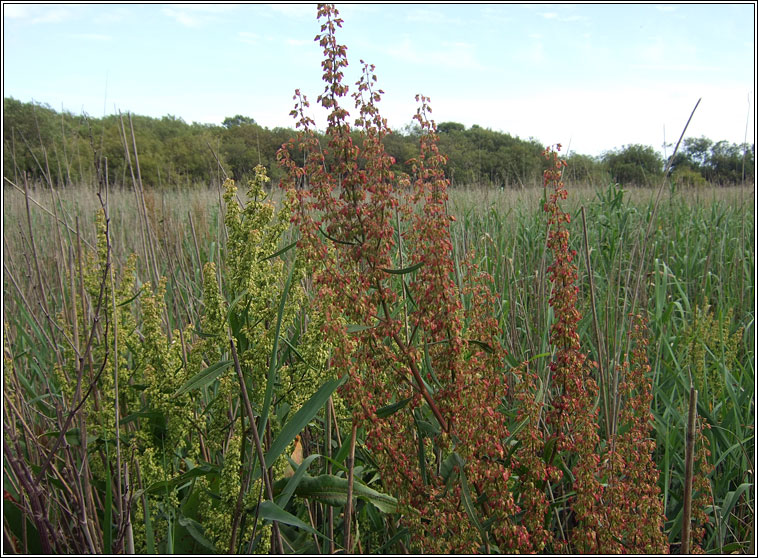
564, 152, 606, 186
5, 96, 752, 190
602, 143, 664, 186
672, 166, 708, 188
437, 122, 547, 187
706, 140, 754, 185
669, 136, 754, 186
2, 4, 754, 555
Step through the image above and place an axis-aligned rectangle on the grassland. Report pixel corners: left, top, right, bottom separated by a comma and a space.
3, 175, 754, 553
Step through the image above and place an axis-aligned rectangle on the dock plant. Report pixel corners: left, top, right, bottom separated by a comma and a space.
2, 3, 751, 555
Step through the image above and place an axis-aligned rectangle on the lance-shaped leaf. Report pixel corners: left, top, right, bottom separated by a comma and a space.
176, 515, 217, 553
273, 474, 398, 514
259, 238, 300, 262
258, 259, 296, 441
276, 453, 321, 508
256, 500, 321, 537
263, 375, 346, 470
380, 261, 424, 275
174, 360, 233, 397
376, 396, 413, 419
136, 464, 219, 498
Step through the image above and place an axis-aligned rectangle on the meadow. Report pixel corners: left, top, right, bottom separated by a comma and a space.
3, 4, 754, 555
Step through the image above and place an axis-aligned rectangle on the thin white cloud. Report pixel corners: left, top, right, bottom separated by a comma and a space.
538, 11, 588, 23
92, 8, 129, 24
238, 31, 259, 45
70, 33, 111, 41
162, 7, 201, 27
406, 8, 460, 25
527, 41, 546, 65
631, 63, 725, 72
269, 4, 316, 19
3, 4, 32, 18
481, 7, 512, 25
286, 38, 310, 47
636, 36, 698, 67
385, 36, 485, 71
173, 4, 236, 14
162, 4, 236, 27
4, 4, 73, 23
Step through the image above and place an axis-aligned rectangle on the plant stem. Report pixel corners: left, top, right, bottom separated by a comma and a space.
681, 386, 698, 554
230, 337, 284, 554
344, 421, 358, 553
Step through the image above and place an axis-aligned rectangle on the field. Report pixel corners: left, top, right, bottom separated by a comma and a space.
3, 5, 755, 555
3, 174, 754, 553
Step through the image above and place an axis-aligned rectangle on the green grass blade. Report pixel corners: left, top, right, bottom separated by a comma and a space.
257, 500, 321, 536
276, 453, 321, 508
258, 258, 296, 441
173, 360, 233, 396
103, 443, 113, 553
263, 375, 346, 469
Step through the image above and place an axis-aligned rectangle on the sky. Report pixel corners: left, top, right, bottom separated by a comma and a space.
2, 2, 755, 157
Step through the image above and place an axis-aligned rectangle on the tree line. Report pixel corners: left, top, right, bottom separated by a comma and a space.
3, 97, 754, 189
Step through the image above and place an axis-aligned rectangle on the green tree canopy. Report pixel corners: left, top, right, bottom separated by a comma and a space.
602, 144, 663, 186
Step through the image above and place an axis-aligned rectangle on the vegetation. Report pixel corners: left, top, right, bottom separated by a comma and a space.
3, 4, 754, 555
4, 101, 753, 191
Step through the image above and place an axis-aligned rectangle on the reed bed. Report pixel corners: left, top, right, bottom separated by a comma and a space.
3, 175, 753, 553
2, 4, 754, 552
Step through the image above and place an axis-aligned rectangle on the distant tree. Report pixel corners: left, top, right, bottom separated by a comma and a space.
222, 114, 257, 128
436, 122, 545, 187
706, 140, 754, 184
666, 136, 755, 185
6, 97, 748, 190
221, 122, 263, 181
382, 129, 419, 176
437, 121, 465, 134
564, 153, 604, 186
682, 136, 713, 169
672, 166, 707, 188
602, 144, 663, 186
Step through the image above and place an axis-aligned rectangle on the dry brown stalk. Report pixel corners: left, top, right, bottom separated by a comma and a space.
229, 337, 284, 554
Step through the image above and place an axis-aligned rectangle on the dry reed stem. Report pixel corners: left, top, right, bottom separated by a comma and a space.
229, 337, 284, 554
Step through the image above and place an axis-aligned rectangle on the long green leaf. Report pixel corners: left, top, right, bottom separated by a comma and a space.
273, 474, 397, 514
257, 500, 320, 536
137, 464, 219, 498
143, 496, 155, 554
375, 396, 413, 419
176, 515, 217, 553
263, 375, 346, 469
174, 360, 233, 397
103, 449, 113, 554
259, 237, 299, 262
380, 261, 424, 275
276, 453, 321, 508
720, 482, 753, 527
258, 259, 296, 441
459, 468, 486, 540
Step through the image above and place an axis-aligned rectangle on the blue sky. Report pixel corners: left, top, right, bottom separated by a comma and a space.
3, 2, 755, 157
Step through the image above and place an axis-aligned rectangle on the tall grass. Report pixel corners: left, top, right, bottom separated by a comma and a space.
4, 175, 753, 553
2, 4, 754, 550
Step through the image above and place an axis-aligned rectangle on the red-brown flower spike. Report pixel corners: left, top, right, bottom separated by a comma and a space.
278, 5, 532, 553
543, 145, 604, 553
